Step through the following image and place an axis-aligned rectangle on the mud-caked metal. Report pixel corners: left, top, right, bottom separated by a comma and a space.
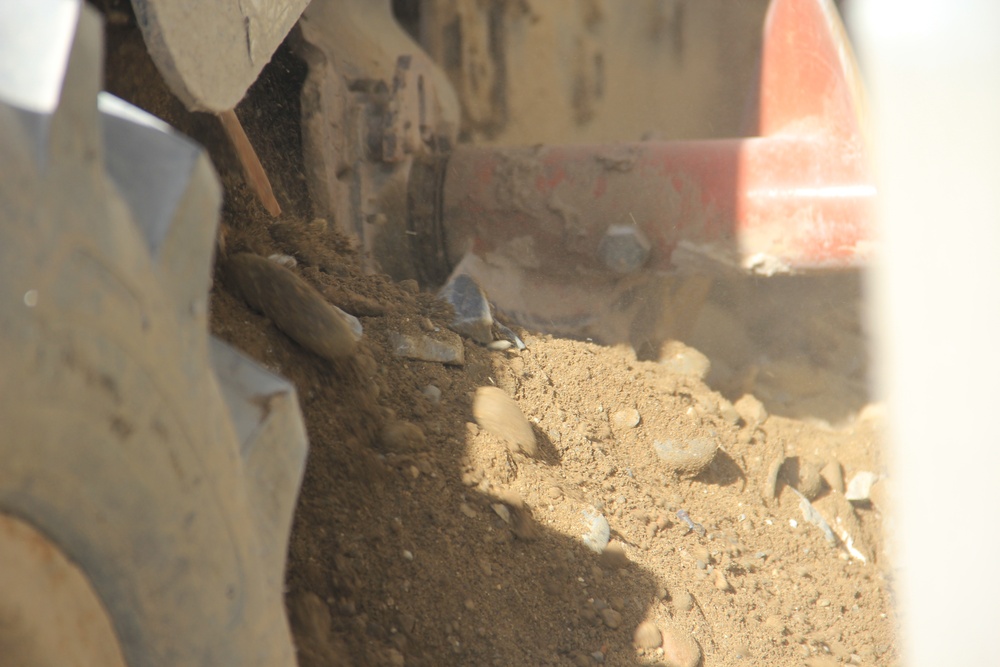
0, 3, 306, 666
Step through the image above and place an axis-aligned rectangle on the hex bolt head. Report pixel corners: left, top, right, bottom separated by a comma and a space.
598, 224, 652, 274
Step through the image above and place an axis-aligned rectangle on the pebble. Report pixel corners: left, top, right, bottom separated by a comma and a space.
765, 456, 786, 501
472, 386, 538, 457
821, 460, 845, 494
598, 608, 622, 629
653, 437, 718, 477
546, 486, 563, 500
390, 331, 465, 366
794, 459, 825, 500
223, 253, 359, 361
422, 384, 442, 404
613, 408, 641, 429
734, 394, 768, 426
379, 420, 426, 453
714, 569, 732, 592
659, 341, 711, 380
438, 273, 494, 345
633, 621, 662, 649
581, 509, 611, 553
660, 625, 702, 667
491, 503, 511, 524
267, 253, 297, 268
673, 590, 694, 612
845, 471, 878, 503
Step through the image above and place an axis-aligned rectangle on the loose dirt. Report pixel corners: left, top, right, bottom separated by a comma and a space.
101, 7, 897, 666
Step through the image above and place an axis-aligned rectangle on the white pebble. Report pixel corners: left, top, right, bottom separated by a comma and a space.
581, 509, 611, 553
846, 471, 878, 502
267, 253, 297, 268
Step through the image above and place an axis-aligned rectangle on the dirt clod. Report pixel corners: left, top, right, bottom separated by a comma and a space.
633, 620, 663, 649
472, 386, 538, 456
660, 625, 702, 667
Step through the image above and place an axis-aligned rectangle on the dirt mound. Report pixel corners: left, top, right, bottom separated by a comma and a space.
103, 16, 897, 666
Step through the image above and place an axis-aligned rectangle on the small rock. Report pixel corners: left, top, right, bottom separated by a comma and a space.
821, 460, 846, 494
846, 471, 878, 503
390, 331, 465, 366
598, 608, 622, 629
267, 253, 297, 268
765, 456, 786, 501
491, 503, 511, 524
633, 621, 662, 649
472, 386, 538, 457
459, 503, 477, 519
734, 394, 768, 426
581, 509, 611, 553
613, 408, 641, 429
493, 320, 526, 350
714, 569, 732, 592
546, 486, 563, 500
653, 437, 718, 477
660, 625, 702, 667
599, 541, 630, 570
673, 590, 694, 612
659, 341, 711, 380
487, 339, 512, 351
379, 420, 426, 453
438, 273, 493, 345
422, 384, 442, 404
223, 253, 359, 361
791, 458, 825, 500
398, 279, 419, 294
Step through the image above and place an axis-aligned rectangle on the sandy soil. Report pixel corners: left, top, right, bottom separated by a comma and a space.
101, 6, 898, 666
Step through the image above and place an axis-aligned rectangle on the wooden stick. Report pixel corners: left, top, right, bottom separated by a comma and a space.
217, 109, 281, 217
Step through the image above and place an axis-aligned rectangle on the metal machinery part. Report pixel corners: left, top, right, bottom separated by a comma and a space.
296, 0, 460, 281
298, 0, 872, 350
412, 0, 872, 279
0, 2, 306, 665
130, 0, 310, 112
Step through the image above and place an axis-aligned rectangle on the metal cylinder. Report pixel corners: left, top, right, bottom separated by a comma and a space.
430, 135, 872, 278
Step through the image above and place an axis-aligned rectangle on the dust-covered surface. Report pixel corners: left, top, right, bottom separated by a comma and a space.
99, 5, 898, 665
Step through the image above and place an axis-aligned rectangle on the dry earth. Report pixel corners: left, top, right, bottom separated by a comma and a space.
100, 5, 898, 665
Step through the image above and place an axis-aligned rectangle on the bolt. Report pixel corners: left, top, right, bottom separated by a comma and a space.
598, 224, 651, 274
